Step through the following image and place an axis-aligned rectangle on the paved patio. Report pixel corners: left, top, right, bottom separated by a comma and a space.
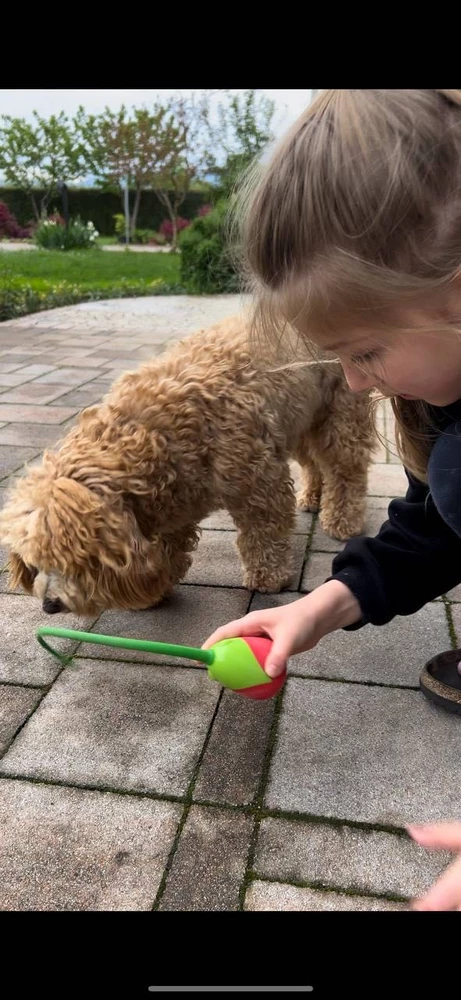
0, 294, 459, 911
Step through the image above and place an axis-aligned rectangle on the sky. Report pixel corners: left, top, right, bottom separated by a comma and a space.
0, 89, 317, 188
0, 89, 315, 138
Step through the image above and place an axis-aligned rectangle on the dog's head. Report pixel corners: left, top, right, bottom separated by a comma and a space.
0, 418, 198, 615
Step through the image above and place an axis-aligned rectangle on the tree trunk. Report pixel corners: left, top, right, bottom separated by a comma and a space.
30, 193, 39, 222
131, 184, 142, 237
171, 217, 178, 250
40, 189, 53, 220
170, 192, 185, 251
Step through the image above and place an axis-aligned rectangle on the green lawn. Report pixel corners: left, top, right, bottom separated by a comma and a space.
0, 247, 183, 322
0, 247, 181, 291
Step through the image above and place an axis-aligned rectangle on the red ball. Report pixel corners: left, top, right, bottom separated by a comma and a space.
238, 636, 287, 700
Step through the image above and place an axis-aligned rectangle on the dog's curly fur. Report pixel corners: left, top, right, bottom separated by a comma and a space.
0, 315, 376, 615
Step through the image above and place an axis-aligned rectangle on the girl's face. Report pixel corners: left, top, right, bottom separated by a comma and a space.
309, 305, 461, 406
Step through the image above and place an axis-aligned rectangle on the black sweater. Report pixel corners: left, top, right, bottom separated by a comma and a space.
330, 399, 461, 628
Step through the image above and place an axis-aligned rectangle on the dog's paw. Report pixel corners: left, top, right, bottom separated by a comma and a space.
319, 511, 365, 541
243, 569, 292, 593
296, 490, 321, 513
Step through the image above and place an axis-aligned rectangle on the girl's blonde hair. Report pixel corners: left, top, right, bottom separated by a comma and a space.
236, 89, 461, 481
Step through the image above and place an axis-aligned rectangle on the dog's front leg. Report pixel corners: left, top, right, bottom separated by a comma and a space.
227, 471, 296, 593
147, 524, 201, 604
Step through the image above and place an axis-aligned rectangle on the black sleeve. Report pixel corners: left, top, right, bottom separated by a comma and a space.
329, 469, 461, 628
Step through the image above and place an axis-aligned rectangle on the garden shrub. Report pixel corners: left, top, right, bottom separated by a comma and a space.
34, 216, 99, 250
179, 200, 240, 293
0, 201, 31, 239
159, 217, 190, 242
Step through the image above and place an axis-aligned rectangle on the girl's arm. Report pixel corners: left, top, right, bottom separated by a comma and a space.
330, 470, 461, 627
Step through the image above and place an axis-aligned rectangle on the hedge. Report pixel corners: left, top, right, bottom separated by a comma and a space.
0, 187, 210, 237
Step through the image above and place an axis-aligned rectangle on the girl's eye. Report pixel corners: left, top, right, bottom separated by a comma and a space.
351, 350, 378, 365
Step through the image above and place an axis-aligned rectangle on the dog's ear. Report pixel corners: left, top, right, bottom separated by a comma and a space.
44, 477, 106, 571
45, 476, 148, 574
6, 552, 36, 592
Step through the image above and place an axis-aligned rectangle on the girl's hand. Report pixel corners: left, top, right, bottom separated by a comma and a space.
202, 580, 362, 678
407, 822, 461, 910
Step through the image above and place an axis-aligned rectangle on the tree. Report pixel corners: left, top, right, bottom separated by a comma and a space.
0, 117, 42, 221
149, 93, 214, 249
75, 103, 180, 238
0, 112, 84, 221
209, 89, 276, 197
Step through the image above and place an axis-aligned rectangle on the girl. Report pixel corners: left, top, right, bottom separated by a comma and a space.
204, 90, 461, 910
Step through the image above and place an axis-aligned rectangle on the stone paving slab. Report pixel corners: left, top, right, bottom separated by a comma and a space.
91, 370, 115, 382
3, 294, 251, 334
0, 404, 78, 424
449, 605, 461, 641
80, 379, 112, 394
266, 677, 461, 825
0, 458, 43, 490
0, 685, 43, 754
367, 495, 395, 509
250, 593, 451, 687
32, 367, 106, 386
56, 355, 114, 368
0, 345, 49, 354
0, 594, 95, 685
0, 778, 182, 910
10, 364, 56, 377
193, 688, 276, 806
159, 805, 253, 911
0, 659, 220, 796
0, 444, 39, 478
0, 362, 29, 374
368, 463, 407, 496
0, 373, 39, 388
244, 881, 407, 910
254, 817, 450, 899
301, 551, 336, 591
47, 387, 107, 408
0, 353, 45, 365
0, 423, 67, 448
0, 384, 71, 405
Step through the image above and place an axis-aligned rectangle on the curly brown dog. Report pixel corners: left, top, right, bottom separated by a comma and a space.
0, 315, 376, 615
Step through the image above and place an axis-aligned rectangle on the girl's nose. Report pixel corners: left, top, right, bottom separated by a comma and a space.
342, 362, 375, 394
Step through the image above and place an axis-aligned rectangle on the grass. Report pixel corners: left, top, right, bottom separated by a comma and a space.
0, 247, 184, 321
0, 246, 181, 290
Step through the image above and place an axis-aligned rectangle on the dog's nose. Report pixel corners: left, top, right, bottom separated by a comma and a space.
42, 597, 66, 614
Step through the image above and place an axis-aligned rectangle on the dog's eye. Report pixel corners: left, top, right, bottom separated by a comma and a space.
28, 566, 38, 582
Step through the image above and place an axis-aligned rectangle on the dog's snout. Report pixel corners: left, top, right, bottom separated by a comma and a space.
42, 597, 66, 614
